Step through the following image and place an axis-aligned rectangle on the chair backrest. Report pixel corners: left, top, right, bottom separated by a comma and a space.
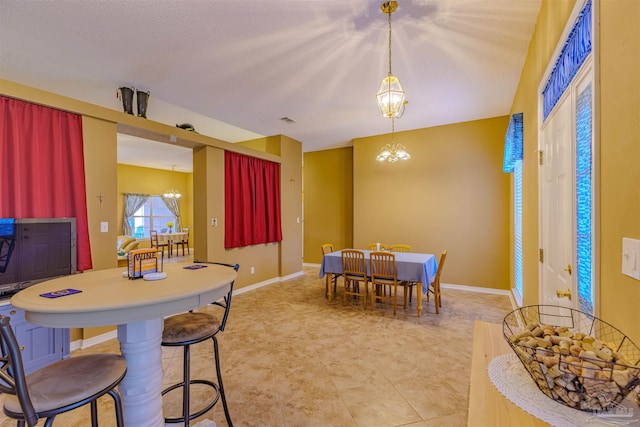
369, 251, 397, 282
0, 315, 38, 427
193, 260, 240, 331
181, 228, 190, 242
321, 243, 334, 256
341, 250, 366, 278
367, 243, 388, 251
433, 250, 447, 285
390, 244, 412, 253
150, 230, 159, 247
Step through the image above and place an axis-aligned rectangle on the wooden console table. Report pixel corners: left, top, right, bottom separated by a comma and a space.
468, 321, 550, 426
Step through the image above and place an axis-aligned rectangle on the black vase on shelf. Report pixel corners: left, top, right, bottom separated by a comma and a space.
136, 90, 150, 118
119, 86, 135, 115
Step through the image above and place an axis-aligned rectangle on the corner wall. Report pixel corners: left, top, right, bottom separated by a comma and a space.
353, 117, 510, 289
303, 147, 354, 263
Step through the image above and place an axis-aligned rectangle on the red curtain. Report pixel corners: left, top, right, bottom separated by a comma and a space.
225, 151, 282, 249
0, 96, 92, 271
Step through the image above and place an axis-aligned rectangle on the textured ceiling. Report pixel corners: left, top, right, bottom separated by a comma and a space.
0, 0, 541, 171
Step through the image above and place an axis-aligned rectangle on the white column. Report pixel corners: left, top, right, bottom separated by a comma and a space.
117, 319, 164, 427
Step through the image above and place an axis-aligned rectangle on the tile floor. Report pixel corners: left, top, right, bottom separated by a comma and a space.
1, 264, 514, 427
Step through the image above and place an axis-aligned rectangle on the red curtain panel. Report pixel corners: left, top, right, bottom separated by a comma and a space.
224, 151, 282, 249
0, 96, 92, 271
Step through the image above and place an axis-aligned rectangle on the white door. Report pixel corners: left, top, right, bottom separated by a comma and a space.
540, 94, 575, 309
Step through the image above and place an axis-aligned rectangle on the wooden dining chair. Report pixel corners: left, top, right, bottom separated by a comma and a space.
321, 243, 340, 298
150, 230, 169, 257
367, 243, 388, 251
430, 250, 447, 313
341, 250, 368, 309
405, 250, 447, 314
172, 227, 190, 257
390, 244, 412, 253
370, 251, 404, 315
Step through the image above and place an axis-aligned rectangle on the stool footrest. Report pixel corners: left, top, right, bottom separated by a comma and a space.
162, 379, 220, 424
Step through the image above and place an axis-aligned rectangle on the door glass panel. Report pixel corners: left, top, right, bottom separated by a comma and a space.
576, 83, 593, 314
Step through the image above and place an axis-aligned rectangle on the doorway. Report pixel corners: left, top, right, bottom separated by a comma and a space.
538, 0, 596, 315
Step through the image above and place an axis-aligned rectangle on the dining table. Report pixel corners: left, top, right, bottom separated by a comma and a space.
157, 231, 187, 257
10, 262, 237, 427
320, 249, 438, 316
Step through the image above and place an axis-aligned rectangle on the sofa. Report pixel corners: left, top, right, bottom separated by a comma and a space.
117, 235, 139, 255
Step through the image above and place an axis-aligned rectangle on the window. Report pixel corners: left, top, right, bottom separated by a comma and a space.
503, 112, 524, 304
514, 160, 523, 302
576, 82, 593, 314
129, 196, 176, 238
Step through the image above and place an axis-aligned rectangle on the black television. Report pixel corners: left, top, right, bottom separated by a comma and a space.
0, 218, 77, 297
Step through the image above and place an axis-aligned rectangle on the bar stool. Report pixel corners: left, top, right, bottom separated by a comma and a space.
161, 262, 239, 427
0, 315, 126, 427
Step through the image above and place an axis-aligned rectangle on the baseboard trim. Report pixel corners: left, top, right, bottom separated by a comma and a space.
440, 282, 518, 310
70, 329, 118, 351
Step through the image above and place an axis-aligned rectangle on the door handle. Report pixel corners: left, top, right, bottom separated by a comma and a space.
556, 288, 572, 301
564, 264, 572, 275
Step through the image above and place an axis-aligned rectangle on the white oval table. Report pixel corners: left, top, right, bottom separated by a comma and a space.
11, 262, 237, 427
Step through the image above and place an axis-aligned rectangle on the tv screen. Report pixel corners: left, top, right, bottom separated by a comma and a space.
0, 218, 77, 295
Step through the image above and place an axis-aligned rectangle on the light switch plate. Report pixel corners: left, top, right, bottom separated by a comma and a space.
100, 222, 108, 233
622, 237, 640, 280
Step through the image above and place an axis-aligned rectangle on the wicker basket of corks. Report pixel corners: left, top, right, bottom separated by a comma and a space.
503, 305, 640, 412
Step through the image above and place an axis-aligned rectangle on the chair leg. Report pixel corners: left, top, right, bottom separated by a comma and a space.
402, 284, 408, 309
108, 389, 125, 427
213, 336, 233, 427
182, 345, 191, 426
90, 400, 98, 427
325, 274, 330, 298
392, 285, 397, 315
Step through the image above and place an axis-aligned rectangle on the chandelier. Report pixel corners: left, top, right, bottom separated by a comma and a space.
163, 165, 181, 199
376, 1, 406, 119
375, 1, 410, 163
376, 117, 410, 162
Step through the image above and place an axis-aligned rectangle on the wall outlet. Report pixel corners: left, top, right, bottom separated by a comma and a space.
100, 222, 108, 233
211, 218, 218, 227
250, 266, 255, 274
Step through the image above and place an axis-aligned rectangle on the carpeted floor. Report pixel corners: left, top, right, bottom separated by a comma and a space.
1, 264, 514, 427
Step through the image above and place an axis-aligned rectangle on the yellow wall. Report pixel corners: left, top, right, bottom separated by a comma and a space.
353, 117, 510, 289
598, 0, 640, 342
511, 0, 640, 343
278, 136, 304, 276
79, 116, 118, 341
116, 163, 192, 244
303, 147, 354, 262
303, 117, 510, 290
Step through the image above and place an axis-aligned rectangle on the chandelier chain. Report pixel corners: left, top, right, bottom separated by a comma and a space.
387, 4, 393, 78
